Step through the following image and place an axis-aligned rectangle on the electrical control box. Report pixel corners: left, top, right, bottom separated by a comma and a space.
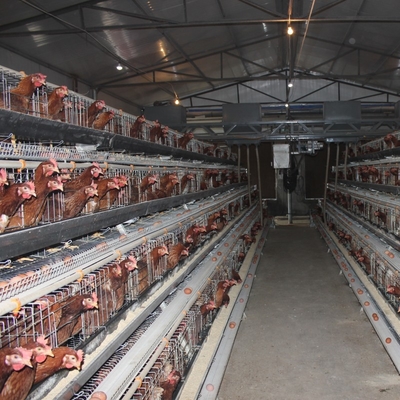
273, 144, 290, 168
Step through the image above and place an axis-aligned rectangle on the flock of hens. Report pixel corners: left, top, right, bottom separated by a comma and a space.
0, 159, 242, 233
0, 207, 261, 400
0, 72, 262, 399
0, 72, 232, 158
318, 190, 400, 314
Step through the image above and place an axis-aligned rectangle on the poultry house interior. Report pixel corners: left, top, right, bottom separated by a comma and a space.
2, 1, 400, 398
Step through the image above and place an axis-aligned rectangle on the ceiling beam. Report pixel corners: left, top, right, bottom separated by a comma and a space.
307, 0, 347, 17
305, 48, 357, 72
223, 51, 287, 78
291, 81, 337, 102
304, 34, 400, 62
238, 0, 287, 18
87, 5, 176, 23
216, 0, 252, 77
3, 16, 400, 37
239, 82, 285, 102
327, 0, 367, 74
0, 0, 105, 32
92, 33, 284, 87
361, 41, 400, 86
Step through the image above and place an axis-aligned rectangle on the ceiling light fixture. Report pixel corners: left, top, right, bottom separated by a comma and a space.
288, 82, 293, 88
174, 97, 180, 105
116, 62, 123, 71
287, 26, 294, 35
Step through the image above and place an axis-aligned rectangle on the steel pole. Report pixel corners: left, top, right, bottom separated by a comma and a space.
344, 145, 349, 180
237, 145, 241, 183
323, 143, 331, 225
247, 145, 252, 205
255, 144, 264, 226
334, 143, 340, 191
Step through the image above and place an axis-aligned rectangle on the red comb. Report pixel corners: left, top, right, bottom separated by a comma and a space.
26, 181, 35, 190
16, 347, 33, 360
76, 349, 84, 363
36, 336, 48, 347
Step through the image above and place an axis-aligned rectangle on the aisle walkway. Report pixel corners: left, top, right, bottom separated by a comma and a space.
218, 225, 400, 400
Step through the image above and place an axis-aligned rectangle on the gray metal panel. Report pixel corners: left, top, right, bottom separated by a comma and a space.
323, 101, 361, 131
395, 101, 400, 118
144, 106, 186, 131
222, 103, 261, 133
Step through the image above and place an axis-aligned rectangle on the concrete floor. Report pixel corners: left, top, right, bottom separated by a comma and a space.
218, 225, 400, 400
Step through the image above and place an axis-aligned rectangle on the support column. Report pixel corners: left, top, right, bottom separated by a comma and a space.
343, 145, 349, 181
334, 143, 340, 191
237, 145, 241, 183
255, 144, 264, 226
247, 145, 252, 206
323, 143, 331, 225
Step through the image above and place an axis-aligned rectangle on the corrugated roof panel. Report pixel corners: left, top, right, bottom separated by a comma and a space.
0, 0, 399, 111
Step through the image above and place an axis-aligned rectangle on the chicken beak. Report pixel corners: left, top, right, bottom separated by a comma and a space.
47, 349, 55, 357
24, 358, 33, 368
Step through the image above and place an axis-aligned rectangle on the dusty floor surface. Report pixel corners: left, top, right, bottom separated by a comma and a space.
217, 225, 400, 400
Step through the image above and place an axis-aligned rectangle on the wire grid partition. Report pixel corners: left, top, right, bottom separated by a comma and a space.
0, 186, 250, 304
131, 243, 153, 298
0, 66, 223, 157
178, 169, 198, 195
325, 205, 400, 315
94, 264, 123, 326
52, 281, 99, 347
0, 230, 115, 302
131, 312, 195, 400
65, 204, 257, 399
0, 278, 100, 349
0, 144, 240, 182
153, 170, 180, 197
0, 162, 238, 232
0, 191, 251, 356
132, 263, 234, 400
70, 307, 165, 400
335, 162, 400, 186
359, 131, 400, 154
148, 233, 176, 282
0, 68, 48, 117
326, 184, 400, 238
